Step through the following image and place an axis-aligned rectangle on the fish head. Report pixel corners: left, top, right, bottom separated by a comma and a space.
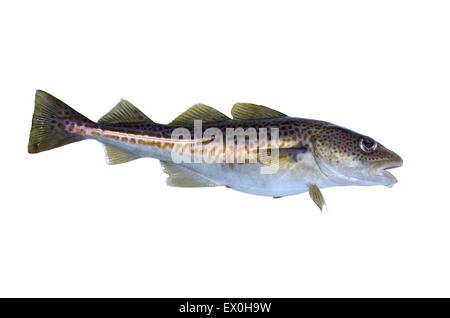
311, 125, 403, 187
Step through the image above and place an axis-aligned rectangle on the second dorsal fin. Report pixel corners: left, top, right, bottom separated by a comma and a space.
231, 103, 287, 120
170, 104, 230, 125
98, 100, 153, 124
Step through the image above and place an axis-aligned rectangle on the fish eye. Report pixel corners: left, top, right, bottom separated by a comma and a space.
360, 137, 377, 153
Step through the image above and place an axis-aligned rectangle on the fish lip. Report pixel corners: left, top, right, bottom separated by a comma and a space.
375, 159, 403, 186
378, 161, 403, 170
380, 169, 398, 186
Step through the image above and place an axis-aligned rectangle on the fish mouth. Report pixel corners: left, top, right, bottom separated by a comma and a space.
373, 159, 403, 187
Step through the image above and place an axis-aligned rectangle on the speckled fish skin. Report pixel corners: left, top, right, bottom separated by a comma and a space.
28, 90, 403, 208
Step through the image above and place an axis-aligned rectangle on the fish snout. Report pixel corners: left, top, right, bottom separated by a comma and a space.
372, 154, 403, 187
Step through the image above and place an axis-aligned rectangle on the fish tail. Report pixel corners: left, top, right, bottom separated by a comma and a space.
28, 90, 93, 154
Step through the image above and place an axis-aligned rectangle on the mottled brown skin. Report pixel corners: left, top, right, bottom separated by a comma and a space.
86, 118, 314, 165
91, 116, 401, 171
98, 117, 316, 138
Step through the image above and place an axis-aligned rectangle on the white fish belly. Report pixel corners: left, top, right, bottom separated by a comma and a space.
177, 162, 314, 197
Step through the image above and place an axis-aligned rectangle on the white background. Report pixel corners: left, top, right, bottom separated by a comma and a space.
1, 0, 449, 297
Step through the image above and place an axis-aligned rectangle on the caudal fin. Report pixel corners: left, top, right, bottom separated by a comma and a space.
28, 90, 92, 154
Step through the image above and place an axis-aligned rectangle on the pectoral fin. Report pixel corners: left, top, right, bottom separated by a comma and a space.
309, 184, 326, 212
258, 147, 307, 169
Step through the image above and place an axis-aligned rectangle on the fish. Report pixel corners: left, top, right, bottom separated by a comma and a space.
28, 90, 403, 211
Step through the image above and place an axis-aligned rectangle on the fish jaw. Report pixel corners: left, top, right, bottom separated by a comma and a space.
313, 149, 404, 188
371, 158, 403, 187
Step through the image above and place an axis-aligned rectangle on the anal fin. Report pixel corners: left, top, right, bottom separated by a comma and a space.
104, 144, 141, 165
161, 161, 218, 187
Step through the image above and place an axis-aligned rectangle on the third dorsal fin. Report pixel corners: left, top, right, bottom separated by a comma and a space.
231, 103, 287, 120
98, 100, 153, 124
170, 104, 230, 125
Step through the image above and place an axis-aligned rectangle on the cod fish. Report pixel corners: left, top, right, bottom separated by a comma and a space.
28, 90, 403, 210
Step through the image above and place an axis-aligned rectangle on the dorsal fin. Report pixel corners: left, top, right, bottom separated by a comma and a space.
231, 103, 287, 120
170, 104, 230, 125
98, 100, 153, 124
161, 161, 218, 187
